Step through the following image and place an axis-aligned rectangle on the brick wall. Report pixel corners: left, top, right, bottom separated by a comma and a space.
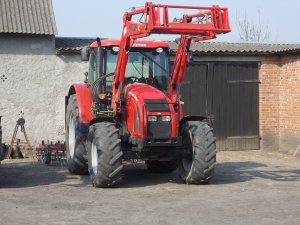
279, 55, 300, 153
260, 54, 300, 153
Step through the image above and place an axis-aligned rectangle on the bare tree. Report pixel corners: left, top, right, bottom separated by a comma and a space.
236, 10, 270, 42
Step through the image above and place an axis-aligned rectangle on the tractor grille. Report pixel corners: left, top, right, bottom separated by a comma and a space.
144, 99, 170, 112
144, 99, 171, 138
147, 118, 171, 138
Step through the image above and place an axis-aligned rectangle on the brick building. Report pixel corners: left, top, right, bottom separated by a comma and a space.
184, 42, 300, 152
260, 54, 300, 152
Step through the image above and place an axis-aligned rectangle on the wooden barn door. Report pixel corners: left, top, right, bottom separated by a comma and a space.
181, 62, 259, 150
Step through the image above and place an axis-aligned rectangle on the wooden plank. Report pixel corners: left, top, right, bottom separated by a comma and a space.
227, 79, 261, 84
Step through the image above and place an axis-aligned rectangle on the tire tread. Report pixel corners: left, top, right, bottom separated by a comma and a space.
178, 121, 216, 184
66, 94, 88, 175
88, 122, 123, 188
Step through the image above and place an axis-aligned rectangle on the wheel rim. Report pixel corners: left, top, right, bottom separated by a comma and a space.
91, 143, 98, 174
68, 112, 75, 158
182, 130, 193, 173
182, 157, 192, 172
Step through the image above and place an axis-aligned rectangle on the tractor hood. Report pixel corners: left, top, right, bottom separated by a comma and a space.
124, 83, 176, 139
125, 83, 169, 102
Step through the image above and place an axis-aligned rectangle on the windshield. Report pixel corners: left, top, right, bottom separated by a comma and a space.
106, 48, 170, 92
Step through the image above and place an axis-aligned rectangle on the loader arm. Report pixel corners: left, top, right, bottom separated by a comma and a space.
112, 2, 231, 111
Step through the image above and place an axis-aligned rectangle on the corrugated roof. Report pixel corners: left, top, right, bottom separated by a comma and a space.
169, 42, 300, 55
55, 37, 300, 55
56, 37, 96, 51
0, 0, 57, 35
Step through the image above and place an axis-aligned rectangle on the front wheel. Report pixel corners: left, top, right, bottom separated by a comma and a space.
178, 121, 216, 184
65, 95, 88, 174
88, 122, 123, 188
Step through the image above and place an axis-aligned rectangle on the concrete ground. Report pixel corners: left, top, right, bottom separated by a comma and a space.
0, 150, 299, 225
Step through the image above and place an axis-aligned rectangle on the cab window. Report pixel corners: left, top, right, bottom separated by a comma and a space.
88, 51, 97, 84
106, 48, 170, 92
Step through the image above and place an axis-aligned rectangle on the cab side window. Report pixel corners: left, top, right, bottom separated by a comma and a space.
89, 51, 97, 84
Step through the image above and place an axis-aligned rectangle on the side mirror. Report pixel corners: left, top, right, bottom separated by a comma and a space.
81, 47, 90, 61
84, 72, 88, 83
187, 52, 193, 64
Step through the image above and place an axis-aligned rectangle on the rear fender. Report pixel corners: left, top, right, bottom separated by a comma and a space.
66, 84, 94, 124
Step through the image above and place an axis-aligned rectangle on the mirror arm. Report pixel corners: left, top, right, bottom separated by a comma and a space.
84, 72, 88, 84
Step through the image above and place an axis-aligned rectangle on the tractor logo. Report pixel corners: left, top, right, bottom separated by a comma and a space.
133, 43, 147, 47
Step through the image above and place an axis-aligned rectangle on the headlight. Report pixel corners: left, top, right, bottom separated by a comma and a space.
161, 116, 171, 122
148, 116, 157, 122
156, 47, 163, 53
112, 46, 120, 52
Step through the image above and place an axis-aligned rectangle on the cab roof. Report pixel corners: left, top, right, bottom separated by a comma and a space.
90, 39, 170, 49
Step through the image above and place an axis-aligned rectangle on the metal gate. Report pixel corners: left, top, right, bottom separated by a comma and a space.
181, 62, 260, 150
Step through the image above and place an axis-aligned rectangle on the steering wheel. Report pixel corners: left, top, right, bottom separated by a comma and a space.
125, 76, 140, 83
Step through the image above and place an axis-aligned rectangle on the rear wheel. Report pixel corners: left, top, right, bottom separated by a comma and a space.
178, 121, 216, 184
88, 122, 123, 188
146, 160, 177, 173
65, 94, 88, 174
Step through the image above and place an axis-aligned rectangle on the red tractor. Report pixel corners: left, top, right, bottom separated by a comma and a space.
65, 2, 230, 187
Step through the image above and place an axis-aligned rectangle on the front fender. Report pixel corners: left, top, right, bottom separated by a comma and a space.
67, 83, 93, 124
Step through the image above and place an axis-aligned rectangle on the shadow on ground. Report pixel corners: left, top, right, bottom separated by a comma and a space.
0, 161, 68, 188
120, 164, 183, 188
119, 161, 300, 188
65, 164, 183, 188
211, 162, 300, 184
1, 160, 300, 189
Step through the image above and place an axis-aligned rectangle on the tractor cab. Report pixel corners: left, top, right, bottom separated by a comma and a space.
84, 40, 171, 95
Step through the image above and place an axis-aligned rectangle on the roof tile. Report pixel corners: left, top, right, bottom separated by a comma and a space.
0, 0, 57, 35
55, 37, 96, 51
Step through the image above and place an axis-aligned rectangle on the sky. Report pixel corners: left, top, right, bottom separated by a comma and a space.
52, 0, 300, 43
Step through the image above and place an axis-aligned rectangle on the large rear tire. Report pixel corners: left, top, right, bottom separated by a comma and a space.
65, 94, 88, 174
178, 121, 216, 184
88, 122, 123, 188
146, 160, 177, 173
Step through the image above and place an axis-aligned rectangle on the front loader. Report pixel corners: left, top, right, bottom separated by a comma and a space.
65, 2, 230, 187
